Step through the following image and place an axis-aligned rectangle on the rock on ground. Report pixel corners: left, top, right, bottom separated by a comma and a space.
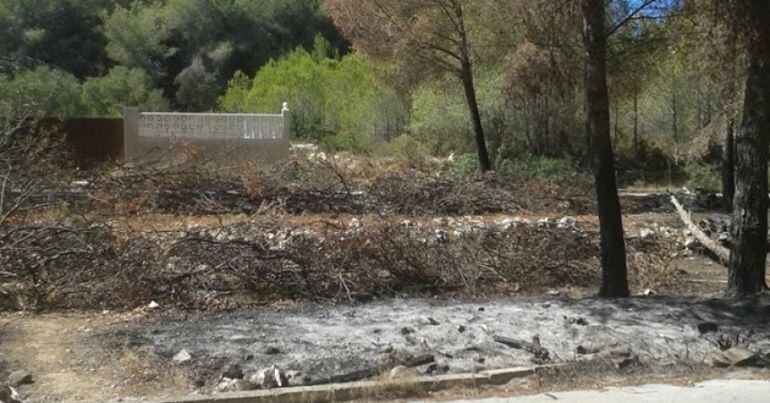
6, 371, 32, 387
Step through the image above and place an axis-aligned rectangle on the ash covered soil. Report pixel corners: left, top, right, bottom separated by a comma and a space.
3, 291, 770, 402
100, 296, 770, 394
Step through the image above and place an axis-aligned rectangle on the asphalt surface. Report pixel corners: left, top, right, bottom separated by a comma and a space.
435, 379, 770, 403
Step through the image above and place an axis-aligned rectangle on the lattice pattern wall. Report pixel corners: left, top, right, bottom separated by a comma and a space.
138, 112, 285, 140
123, 105, 290, 162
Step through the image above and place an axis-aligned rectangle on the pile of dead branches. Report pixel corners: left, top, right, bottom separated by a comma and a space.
0, 218, 608, 310
79, 156, 596, 217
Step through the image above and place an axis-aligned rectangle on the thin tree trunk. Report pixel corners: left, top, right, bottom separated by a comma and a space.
728, 0, 770, 296
460, 61, 492, 172
455, 2, 491, 172
582, 0, 629, 298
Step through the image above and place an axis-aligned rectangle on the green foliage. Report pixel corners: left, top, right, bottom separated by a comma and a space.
81, 66, 168, 117
101, 2, 168, 81
385, 134, 431, 163
498, 154, 571, 179
409, 68, 509, 158
174, 57, 218, 112
0, 66, 82, 118
682, 163, 721, 192
102, 0, 348, 111
0, 0, 110, 78
447, 152, 571, 179
448, 154, 478, 176
219, 41, 403, 152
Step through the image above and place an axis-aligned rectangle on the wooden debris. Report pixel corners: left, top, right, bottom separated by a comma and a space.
670, 194, 730, 265
404, 353, 435, 368
493, 335, 550, 363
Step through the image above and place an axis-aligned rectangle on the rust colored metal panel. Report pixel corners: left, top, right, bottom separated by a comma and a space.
64, 118, 124, 167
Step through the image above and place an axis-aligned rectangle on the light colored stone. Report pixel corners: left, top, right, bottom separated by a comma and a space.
722, 345, 758, 367
557, 216, 576, 229
389, 365, 413, 379
7, 371, 32, 387
639, 228, 654, 239
248, 366, 287, 389
0, 385, 21, 403
173, 349, 192, 364
216, 378, 252, 393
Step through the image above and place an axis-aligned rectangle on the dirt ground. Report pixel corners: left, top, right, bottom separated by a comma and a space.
0, 185, 766, 403
1, 248, 767, 403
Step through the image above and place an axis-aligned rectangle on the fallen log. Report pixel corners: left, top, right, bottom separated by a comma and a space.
670, 194, 729, 265
493, 335, 550, 363
403, 353, 435, 368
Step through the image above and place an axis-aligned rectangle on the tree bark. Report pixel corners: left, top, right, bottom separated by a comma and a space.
582, 0, 629, 298
460, 61, 492, 172
728, 0, 770, 296
455, 1, 491, 172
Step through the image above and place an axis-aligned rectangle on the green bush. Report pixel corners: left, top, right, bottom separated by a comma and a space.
385, 134, 432, 163
219, 36, 404, 152
498, 154, 571, 179
322, 131, 374, 154
682, 163, 720, 192
81, 66, 168, 117
448, 153, 479, 176
409, 67, 510, 158
0, 66, 82, 118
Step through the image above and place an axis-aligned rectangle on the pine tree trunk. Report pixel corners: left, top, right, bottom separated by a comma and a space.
728, 0, 770, 296
460, 60, 492, 172
454, 1, 491, 172
582, 0, 629, 298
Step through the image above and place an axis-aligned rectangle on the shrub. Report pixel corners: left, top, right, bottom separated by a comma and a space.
682, 163, 720, 192
81, 66, 168, 116
219, 36, 404, 152
498, 154, 571, 180
385, 134, 431, 164
448, 153, 478, 176
0, 67, 82, 117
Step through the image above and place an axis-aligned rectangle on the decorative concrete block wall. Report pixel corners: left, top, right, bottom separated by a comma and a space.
123, 104, 290, 163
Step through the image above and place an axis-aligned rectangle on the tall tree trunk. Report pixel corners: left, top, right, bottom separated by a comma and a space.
722, 118, 735, 210
454, 2, 491, 172
460, 60, 492, 172
728, 0, 770, 296
582, 0, 629, 298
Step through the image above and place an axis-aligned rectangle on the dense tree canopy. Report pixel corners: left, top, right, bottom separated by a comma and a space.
1, 0, 348, 112
0, 0, 753, 177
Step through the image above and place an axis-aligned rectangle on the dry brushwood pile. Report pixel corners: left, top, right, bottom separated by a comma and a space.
0, 128, 684, 311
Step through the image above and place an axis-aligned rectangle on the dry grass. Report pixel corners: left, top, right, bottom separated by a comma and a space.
120, 346, 191, 396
